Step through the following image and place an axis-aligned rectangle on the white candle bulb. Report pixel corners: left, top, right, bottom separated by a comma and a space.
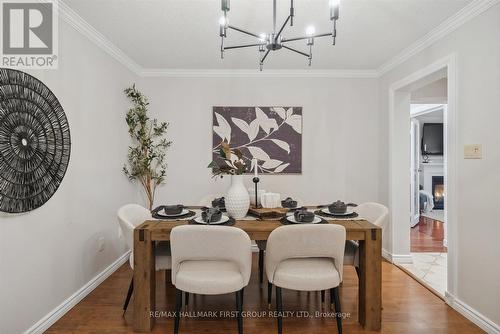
254, 158, 258, 177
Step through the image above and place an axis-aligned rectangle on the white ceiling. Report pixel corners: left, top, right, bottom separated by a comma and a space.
64, 0, 472, 70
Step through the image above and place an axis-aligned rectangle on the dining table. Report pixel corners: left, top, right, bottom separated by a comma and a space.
132, 210, 382, 332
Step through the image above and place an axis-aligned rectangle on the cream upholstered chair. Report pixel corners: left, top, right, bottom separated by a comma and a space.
257, 196, 305, 284
117, 204, 172, 314
170, 225, 252, 334
266, 224, 346, 334
344, 202, 388, 276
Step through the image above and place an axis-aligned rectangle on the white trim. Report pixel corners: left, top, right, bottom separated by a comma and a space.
446, 292, 500, 334
57, 1, 142, 75
139, 68, 379, 78
382, 248, 393, 262
24, 251, 131, 334
57, 0, 498, 78
378, 0, 500, 75
391, 254, 413, 264
388, 53, 458, 294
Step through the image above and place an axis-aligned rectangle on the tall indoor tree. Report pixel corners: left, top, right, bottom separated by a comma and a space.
123, 85, 172, 210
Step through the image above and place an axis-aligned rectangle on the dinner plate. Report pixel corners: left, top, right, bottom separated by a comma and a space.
321, 208, 354, 216
193, 215, 230, 225
286, 215, 322, 224
162, 208, 190, 217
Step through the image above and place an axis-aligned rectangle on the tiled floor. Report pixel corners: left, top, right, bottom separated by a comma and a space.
400, 252, 447, 296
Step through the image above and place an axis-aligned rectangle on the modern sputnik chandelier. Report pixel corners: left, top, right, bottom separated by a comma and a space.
219, 0, 340, 70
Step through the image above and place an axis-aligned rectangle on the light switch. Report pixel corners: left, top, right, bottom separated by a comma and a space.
464, 144, 482, 159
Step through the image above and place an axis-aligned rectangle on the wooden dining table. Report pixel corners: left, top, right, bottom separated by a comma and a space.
133, 216, 382, 332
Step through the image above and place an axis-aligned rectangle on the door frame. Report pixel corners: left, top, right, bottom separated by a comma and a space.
388, 54, 458, 297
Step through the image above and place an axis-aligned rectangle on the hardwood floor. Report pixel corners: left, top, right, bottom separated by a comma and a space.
411, 216, 447, 253
46, 254, 482, 334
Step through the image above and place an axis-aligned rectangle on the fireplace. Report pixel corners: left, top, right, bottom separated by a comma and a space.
432, 176, 445, 210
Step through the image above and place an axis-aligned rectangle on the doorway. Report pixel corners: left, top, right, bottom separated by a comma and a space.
388, 55, 457, 299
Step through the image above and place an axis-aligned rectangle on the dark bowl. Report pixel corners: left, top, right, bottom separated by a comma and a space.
281, 197, 298, 208
294, 209, 315, 223
328, 200, 347, 214
164, 204, 184, 215
211, 197, 225, 208
202, 207, 222, 223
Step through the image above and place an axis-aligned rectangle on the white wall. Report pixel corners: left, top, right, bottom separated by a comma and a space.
137, 76, 381, 207
0, 22, 137, 333
378, 3, 500, 328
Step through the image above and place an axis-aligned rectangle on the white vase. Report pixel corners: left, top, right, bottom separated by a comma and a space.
225, 175, 250, 219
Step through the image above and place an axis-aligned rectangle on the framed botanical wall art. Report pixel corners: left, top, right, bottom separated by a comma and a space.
212, 106, 302, 174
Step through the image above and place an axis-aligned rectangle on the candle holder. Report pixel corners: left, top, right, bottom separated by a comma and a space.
252, 176, 261, 209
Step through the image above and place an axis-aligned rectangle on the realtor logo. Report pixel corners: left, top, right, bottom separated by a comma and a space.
1, 0, 58, 69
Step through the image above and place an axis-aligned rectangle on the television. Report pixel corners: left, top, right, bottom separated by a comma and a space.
421, 123, 443, 155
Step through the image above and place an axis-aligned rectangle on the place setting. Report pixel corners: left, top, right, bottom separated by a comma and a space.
189, 206, 235, 226
151, 204, 196, 220
314, 200, 360, 219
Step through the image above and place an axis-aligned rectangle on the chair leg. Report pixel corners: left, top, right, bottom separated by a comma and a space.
276, 286, 283, 334
355, 266, 360, 279
174, 288, 182, 334
332, 287, 342, 334
321, 290, 325, 307
258, 249, 264, 283
236, 289, 243, 334
122, 278, 134, 316
184, 292, 189, 310
267, 282, 272, 308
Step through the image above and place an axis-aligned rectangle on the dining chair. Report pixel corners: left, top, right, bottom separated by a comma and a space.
257, 196, 305, 284
170, 225, 252, 334
117, 204, 172, 315
343, 202, 388, 276
266, 224, 346, 334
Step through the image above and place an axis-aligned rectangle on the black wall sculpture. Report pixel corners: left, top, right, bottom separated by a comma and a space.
0, 68, 71, 213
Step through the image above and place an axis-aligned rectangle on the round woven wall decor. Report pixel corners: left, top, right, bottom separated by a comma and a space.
0, 69, 71, 213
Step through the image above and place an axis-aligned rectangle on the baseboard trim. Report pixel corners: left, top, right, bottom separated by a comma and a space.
382, 248, 393, 262
24, 251, 131, 334
446, 292, 500, 334
391, 253, 413, 264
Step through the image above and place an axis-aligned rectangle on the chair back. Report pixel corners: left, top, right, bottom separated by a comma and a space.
170, 225, 252, 285
117, 204, 151, 250
356, 202, 389, 229
266, 224, 346, 282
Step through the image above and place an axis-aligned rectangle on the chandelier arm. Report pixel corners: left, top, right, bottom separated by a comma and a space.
224, 43, 266, 50
282, 45, 310, 58
228, 25, 262, 39
261, 49, 271, 63
275, 16, 291, 40
282, 33, 331, 43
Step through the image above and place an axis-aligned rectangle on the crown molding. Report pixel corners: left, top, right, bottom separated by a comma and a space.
58, 0, 498, 78
139, 68, 379, 78
57, 0, 142, 75
377, 0, 500, 76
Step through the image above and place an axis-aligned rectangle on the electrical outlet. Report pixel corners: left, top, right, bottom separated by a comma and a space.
98, 236, 105, 252
464, 144, 482, 159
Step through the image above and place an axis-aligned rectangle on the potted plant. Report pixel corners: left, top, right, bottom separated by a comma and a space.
123, 84, 172, 211
208, 140, 250, 218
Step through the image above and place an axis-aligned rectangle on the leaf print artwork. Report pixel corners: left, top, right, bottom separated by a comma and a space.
212, 106, 302, 174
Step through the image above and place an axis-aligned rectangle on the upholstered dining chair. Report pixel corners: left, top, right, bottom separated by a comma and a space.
266, 224, 346, 334
170, 225, 252, 334
257, 196, 305, 284
344, 202, 388, 276
117, 204, 172, 314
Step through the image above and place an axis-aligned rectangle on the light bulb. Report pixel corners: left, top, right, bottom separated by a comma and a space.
219, 16, 226, 26
306, 26, 315, 36
259, 33, 267, 42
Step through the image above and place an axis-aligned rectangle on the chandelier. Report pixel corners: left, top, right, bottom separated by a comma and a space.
218, 0, 340, 70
